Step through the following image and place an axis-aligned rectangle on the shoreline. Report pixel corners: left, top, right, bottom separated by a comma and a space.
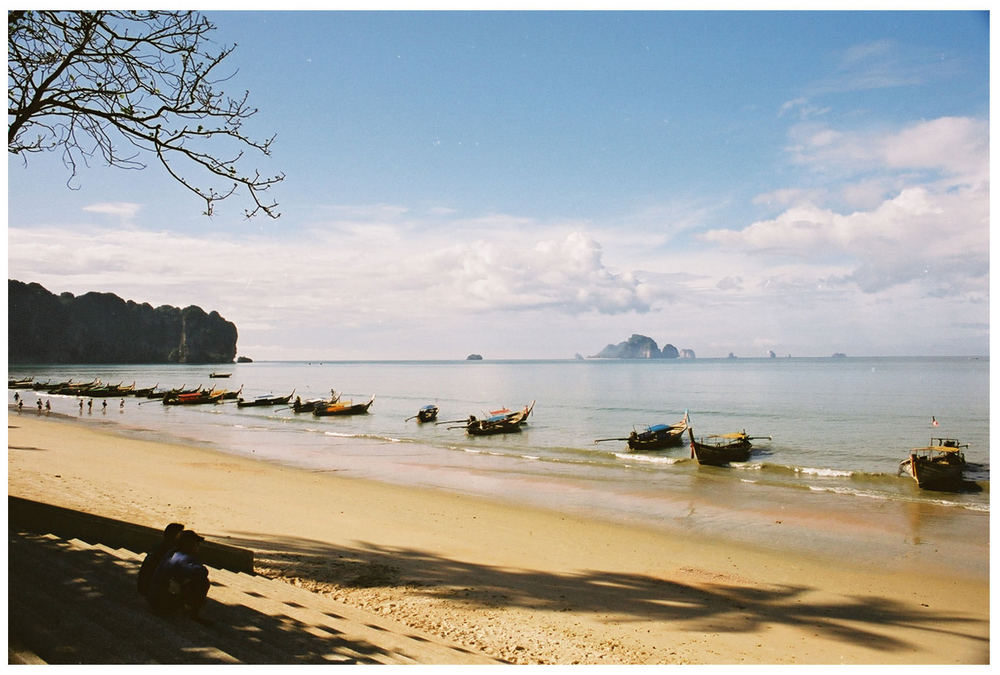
8, 412, 990, 664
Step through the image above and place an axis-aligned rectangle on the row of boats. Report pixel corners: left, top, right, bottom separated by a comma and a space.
9, 376, 973, 489
593, 412, 974, 490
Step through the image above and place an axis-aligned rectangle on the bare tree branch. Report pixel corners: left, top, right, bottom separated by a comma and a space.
8, 10, 283, 218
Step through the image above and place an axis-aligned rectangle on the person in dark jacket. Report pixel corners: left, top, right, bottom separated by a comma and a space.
137, 522, 184, 597
148, 529, 212, 624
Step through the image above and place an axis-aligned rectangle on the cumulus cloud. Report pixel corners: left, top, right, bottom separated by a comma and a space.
706, 116, 988, 297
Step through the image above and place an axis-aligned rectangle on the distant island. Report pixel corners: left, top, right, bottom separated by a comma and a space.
466, 354, 483, 360
589, 334, 694, 359
8, 279, 238, 364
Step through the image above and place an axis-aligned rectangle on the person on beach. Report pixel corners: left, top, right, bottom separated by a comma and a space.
17, 399, 23, 412
13, 392, 19, 404
45, 400, 51, 413
101, 400, 107, 413
137, 522, 185, 598
36, 399, 42, 413
87, 399, 93, 413
147, 530, 212, 624
78, 398, 84, 413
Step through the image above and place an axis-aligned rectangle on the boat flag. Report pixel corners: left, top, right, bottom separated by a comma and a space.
932, 416, 939, 427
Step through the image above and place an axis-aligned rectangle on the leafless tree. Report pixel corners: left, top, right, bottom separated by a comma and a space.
8, 10, 283, 218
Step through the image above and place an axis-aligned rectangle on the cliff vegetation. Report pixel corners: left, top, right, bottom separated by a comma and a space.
8, 280, 238, 364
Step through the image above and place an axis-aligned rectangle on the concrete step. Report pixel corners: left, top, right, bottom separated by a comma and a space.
10, 531, 243, 664
10, 529, 498, 665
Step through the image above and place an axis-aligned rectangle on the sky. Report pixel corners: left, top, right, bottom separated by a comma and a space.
7, 10, 991, 360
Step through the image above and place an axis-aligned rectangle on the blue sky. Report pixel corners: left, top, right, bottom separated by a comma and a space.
7, 10, 990, 359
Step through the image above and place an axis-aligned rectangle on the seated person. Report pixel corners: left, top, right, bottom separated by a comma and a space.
147, 529, 211, 623
137, 522, 184, 597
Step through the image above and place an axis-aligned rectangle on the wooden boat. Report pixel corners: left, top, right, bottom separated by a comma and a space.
49, 379, 101, 395
209, 371, 232, 378
595, 413, 689, 451
237, 390, 295, 408
85, 381, 136, 397
147, 384, 196, 399
131, 383, 159, 397
688, 428, 769, 466
291, 391, 340, 413
452, 401, 535, 436
9, 377, 34, 388
899, 438, 968, 490
216, 385, 243, 401
32, 379, 72, 391
312, 395, 375, 417
406, 404, 439, 423
163, 390, 224, 405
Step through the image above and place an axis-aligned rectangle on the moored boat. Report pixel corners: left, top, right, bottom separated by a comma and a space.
292, 391, 340, 413
312, 395, 374, 417
216, 385, 244, 401
688, 428, 769, 466
595, 413, 689, 451
131, 383, 159, 397
449, 401, 535, 436
209, 371, 232, 378
163, 390, 224, 405
407, 404, 439, 423
236, 390, 295, 407
9, 377, 34, 389
899, 438, 968, 490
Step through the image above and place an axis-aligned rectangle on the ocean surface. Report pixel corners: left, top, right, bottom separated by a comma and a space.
9, 356, 990, 576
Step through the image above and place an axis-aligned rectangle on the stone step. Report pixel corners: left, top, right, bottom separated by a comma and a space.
10, 532, 226, 664
11, 529, 498, 665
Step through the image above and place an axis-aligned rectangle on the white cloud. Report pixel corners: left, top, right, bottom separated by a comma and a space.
82, 202, 142, 221
704, 115, 988, 298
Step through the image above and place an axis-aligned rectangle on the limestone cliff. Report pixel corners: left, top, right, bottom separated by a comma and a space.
590, 334, 692, 359
8, 280, 237, 364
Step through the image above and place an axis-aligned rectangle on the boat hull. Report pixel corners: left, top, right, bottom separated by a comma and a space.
627, 422, 687, 451
688, 429, 752, 466
313, 400, 373, 416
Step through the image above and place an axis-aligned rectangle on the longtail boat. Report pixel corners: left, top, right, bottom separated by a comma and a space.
9, 377, 33, 389
216, 385, 243, 401
49, 379, 101, 395
688, 428, 770, 466
447, 401, 535, 436
312, 395, 374, 417
209, 371, 232, 378
237, 390, 295, 408
131, 384, 159, 397
407, 404, 439, 423
292, 391, 340, 413
595, 413, 689, 451
163, 390, 224, 405
899, 438, 968, 490
32, 379, 72, 391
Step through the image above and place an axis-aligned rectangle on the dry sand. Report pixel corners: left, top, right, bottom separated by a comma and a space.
7, 413, 990, 664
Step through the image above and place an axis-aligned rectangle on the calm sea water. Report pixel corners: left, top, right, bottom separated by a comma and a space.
9, 357, 989, 575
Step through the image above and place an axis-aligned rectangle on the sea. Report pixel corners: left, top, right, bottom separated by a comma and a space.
9, 356, 990, 578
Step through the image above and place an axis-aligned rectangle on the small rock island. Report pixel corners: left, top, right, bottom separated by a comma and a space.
589, 334, 694, 359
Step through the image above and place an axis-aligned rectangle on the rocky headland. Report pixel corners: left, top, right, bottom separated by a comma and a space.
8, 279, 238, 364
590, 334, 694, 359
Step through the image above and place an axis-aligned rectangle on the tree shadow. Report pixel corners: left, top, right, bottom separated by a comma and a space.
222, 531, 988, 656
9, 531, 419, 664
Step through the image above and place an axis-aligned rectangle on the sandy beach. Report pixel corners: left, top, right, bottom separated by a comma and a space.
8, 412, 989, 665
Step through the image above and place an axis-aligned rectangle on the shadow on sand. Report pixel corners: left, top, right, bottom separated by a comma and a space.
224, 531, 988, 659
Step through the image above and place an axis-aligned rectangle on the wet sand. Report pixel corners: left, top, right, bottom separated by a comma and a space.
7, 413, 989, 664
